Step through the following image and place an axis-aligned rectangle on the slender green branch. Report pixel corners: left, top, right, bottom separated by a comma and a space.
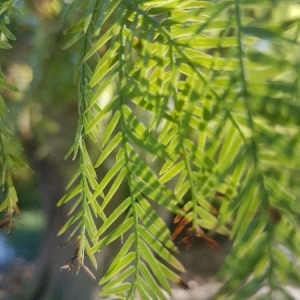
233, 0, 258, 166
234, 0, 278, 294
77, 32, 90, 266
117, 14, 140, 299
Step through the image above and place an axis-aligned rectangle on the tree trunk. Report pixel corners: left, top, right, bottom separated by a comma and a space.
19, 135, 100, 300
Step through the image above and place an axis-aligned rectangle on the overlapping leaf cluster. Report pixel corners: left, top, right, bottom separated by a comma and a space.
214, 1, 300, 298
58, 0, 300, 299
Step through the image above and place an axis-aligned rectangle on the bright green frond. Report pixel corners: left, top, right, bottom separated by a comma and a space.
56, 0, 300, 299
